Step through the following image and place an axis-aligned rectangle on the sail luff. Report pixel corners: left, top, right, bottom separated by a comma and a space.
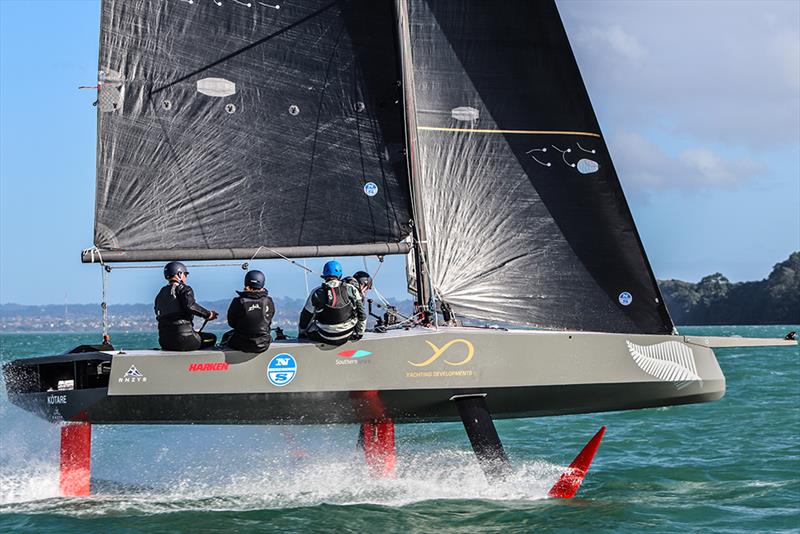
395, 0, 432, 308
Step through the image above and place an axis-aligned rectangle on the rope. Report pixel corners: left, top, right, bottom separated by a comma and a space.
303, 258, 310, 295
250, 245, 315, 274
93, 248, 110, 344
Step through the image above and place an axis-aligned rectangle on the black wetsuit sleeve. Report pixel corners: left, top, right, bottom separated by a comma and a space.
298, 291, 317, 335
227, 298, 241, 329
179, 285, 211, 319
265, 296, 275, 327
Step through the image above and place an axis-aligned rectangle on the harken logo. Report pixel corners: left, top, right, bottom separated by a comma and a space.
188, 362, 230, 372
119, 364, 147, 383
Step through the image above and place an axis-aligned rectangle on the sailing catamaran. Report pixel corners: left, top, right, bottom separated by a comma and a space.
3, 0, 794, 498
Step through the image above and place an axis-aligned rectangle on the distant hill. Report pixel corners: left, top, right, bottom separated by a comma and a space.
1, 253, 797, 331
0, 296, 412, 333
658, 252, 800, 325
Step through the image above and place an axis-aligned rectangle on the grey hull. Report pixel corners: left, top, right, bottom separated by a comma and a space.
4, 327, 726, 424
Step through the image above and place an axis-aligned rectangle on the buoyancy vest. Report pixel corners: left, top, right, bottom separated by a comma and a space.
314, 283, 356, 327
230, 292, 272, 337
226, 291, 273, 352
155, 283, 192, 330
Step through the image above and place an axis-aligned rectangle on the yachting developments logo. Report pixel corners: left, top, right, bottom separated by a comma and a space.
267, 353, 297, 387
119, 364, 147, 383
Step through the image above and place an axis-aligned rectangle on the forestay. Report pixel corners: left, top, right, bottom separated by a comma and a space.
406, 0, 673, 334
91, 0, 412, 261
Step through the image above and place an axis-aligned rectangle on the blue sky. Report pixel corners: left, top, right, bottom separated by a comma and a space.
1, 0, 798, 306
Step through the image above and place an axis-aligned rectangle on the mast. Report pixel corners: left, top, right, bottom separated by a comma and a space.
394, 0, 432, 313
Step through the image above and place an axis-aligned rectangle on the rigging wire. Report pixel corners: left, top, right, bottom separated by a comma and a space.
250, 245, 315, 274
303, 258, 309, 295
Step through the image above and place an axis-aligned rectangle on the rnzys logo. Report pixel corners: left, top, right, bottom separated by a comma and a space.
408, 339, 474, 367
247, 303, 261, 312
119, 364, 147, 383
267, 353, 297, 386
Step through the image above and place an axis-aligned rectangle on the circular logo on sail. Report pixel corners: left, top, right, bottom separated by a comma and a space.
618, 292, 633, 306
363, 182, 378, 197
267, 353, 297, 387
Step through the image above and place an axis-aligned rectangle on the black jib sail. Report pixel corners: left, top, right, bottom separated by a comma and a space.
87, 0, 412, 262
406, 0, 673, 334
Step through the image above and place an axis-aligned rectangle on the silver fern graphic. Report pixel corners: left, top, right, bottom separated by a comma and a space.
626, 341, 702, 390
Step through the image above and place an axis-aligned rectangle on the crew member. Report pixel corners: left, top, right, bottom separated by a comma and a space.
154, 261, 218, 351
343, 270, 372, 300
298, 260, 366, 345
222, 270, 275, 353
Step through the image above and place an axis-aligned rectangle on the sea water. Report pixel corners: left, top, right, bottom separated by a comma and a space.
0, 326, 797, 533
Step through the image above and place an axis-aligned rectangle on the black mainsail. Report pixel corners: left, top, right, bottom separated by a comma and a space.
87, 0, 413, 262
406, 0, 673, 334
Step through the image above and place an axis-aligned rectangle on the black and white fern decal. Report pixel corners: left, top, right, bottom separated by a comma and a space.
626, 341, 702, 390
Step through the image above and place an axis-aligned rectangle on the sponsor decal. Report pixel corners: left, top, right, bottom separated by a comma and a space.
118, 364, 147, 383
47, 394, 67, 405
338, 349, 372, 359
267, 353, 297, 387
188, 362, 230, 372
336, 349, 373, 366
363, 182, 378, 197
626, 340, 702, 390
408, 339, 474, 367
618, 291, 633, 306
406, 339, 475, 378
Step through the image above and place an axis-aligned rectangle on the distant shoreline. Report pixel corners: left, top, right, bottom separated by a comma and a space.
2, 252, 797, 329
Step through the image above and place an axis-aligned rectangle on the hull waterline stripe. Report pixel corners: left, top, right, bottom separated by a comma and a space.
418, 126, 601, 137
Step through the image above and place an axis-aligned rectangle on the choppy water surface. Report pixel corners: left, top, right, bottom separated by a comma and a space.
0, 326, 798, 533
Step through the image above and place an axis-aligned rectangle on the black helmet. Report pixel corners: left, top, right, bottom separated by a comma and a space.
353, 270, 372, 288
245, 270, 265, 289
164, 261, 188, 279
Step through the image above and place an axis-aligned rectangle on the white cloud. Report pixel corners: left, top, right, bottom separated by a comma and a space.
610, 132, 764, 195
577, 25, 647, 62
558, 0, 800, 150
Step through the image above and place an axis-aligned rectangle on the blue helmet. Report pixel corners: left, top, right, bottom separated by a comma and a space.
322, 260, 343, 279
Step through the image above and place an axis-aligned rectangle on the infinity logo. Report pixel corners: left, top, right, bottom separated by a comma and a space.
408, 339, 474, 367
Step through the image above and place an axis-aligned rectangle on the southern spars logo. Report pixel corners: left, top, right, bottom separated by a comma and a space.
119, 364, 147, 383
188, 362, 229, 372
336, 349, 372, 366
267, 353, 297, 386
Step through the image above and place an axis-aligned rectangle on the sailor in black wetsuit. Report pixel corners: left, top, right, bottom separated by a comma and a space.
221, 270, 275, 353
298, 260, 366, 345
154, 261, 218, 351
